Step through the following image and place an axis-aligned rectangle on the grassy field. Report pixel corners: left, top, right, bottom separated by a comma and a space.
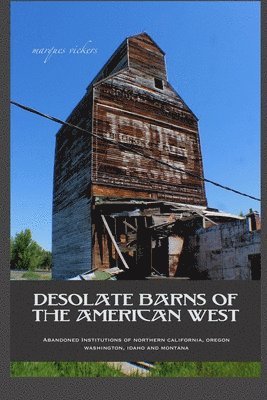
11, 362, 125, 377
150, 362, 261, 378
10, 269, 51, 280
11, 361, 261, 378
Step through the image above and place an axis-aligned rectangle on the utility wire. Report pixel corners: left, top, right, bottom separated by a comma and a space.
11, 100, 261, 202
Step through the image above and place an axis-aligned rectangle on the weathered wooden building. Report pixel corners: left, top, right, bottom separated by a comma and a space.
52, 33, 260, 280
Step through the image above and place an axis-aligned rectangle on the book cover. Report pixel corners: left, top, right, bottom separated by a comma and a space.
2, 1, 266, 399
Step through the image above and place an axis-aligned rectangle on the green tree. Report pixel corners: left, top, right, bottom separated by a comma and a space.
10, 229, 49, 271
40, 250, 52, 270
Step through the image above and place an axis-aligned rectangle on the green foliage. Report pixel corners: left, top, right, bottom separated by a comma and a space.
150, 361, 261, 378
21, 271, 41, 280
40, 250, 52, 269
10, 229, 52, 271
21, 271, 51, 280
11, 362, 124, 377
10, 269, 51, 280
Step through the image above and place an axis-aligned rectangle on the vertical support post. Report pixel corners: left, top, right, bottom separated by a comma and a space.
101, 215, 129, 270
136, 217, 152, 278
152, 236, 169, 277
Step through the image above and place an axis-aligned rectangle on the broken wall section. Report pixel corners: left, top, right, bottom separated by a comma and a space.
186, 218, 261, 280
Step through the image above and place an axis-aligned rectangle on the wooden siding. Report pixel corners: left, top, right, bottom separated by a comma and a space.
52, 94, 93, 279
128, 34, 167, 79
87, 40, 128, 89
92, 70, 206, 205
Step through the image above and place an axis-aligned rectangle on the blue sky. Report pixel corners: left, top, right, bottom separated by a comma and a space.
11, 1, 260, 250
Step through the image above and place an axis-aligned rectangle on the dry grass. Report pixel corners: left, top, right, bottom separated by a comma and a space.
10, 269, 51, 280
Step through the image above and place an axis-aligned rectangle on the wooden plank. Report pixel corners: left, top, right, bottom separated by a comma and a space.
101, 215, 129, 270
123, 220, 137, 232
171, 204, 218, 226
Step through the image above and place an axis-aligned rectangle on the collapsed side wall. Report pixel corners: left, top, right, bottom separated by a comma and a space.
52, 95, 93, 279
188, 220, 261, 280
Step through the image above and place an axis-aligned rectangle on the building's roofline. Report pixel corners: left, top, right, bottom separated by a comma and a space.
204, 210, 244, 220
58, 33, 197, 134
167, 82, 199, 121
127, 32, 166, 55
94, 199, 244, 221
87, 32, 165, 91
92, 68, 128, 88
92, 68, 199, 123
86, 37, 128, 90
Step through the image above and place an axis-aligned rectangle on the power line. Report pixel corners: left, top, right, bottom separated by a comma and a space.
11, 100, 260, 202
